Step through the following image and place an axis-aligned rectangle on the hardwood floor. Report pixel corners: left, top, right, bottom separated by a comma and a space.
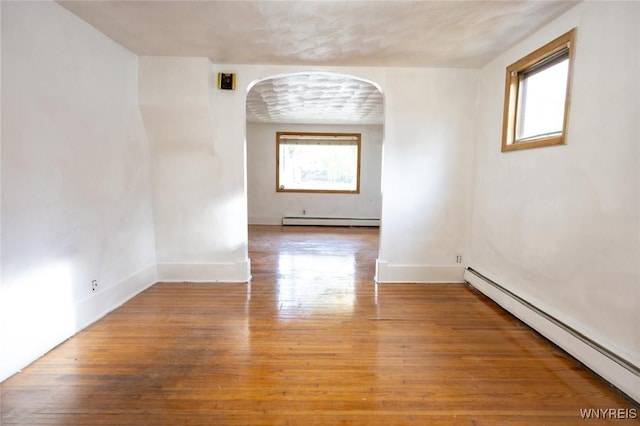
1, 225, 637, 425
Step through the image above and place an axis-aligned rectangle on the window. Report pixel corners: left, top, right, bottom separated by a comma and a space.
502, 28, 576, 152
276, 132, 361, 193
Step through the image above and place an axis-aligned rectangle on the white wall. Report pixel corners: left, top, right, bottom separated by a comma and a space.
376, 68, 477, 283
0, 1, 157, 381
247, 122, 383, 225
206, 65, 477, 283
137, 62, 476, 284
468, 1, 640, 400
139, 57, 250, 282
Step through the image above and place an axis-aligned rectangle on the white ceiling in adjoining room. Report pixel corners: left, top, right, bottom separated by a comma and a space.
247, 73, 383, 125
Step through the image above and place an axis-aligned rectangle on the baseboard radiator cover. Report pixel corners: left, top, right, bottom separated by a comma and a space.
464, 267, 640, 404
282, 216, 380, 227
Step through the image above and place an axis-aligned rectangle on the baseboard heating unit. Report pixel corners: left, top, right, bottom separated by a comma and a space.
464, 267, 640, 404
282, 217, 380, 227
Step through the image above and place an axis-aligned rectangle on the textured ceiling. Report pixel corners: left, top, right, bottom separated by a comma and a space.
58, 1, 578, 68
247, 73, 383, 125
58, 0, 578, 125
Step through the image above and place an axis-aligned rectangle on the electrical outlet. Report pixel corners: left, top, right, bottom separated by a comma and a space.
302, 209, 307, 215
456, 255, 463, 264
91, 279, 98, 291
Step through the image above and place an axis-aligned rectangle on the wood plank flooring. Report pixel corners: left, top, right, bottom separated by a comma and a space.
1, 225, 638, 425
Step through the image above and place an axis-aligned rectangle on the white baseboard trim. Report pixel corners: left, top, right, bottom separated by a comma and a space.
465, 267, 640, 404
282, 217, 380, 227
75, 263, 158, 331
157, 260, 251, 283
248, 216, 282, 225
375, 260, 465, 283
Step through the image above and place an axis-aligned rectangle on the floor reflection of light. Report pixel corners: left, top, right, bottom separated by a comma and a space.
374, 281, 379, 305
276, 253, 356, 320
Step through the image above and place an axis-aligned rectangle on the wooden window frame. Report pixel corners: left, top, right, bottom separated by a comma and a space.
501, 28, 577, 152
276, 132, 362, 194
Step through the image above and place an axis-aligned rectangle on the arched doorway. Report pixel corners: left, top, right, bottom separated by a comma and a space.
243, 71, 385, 284
245, 71, 384, 228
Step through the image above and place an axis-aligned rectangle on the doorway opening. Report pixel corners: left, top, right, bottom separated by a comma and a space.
244, 71, 385, 285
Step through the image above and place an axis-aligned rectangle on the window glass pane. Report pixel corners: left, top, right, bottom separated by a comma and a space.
279, 142, 358, 191
516, 58, 569, 141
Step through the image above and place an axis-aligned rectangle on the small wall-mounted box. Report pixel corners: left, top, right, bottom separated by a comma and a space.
217, 72, 236, 90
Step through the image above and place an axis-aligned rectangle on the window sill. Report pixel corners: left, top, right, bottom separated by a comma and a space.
276, 189, 360, 194
501, 134, 565, 152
